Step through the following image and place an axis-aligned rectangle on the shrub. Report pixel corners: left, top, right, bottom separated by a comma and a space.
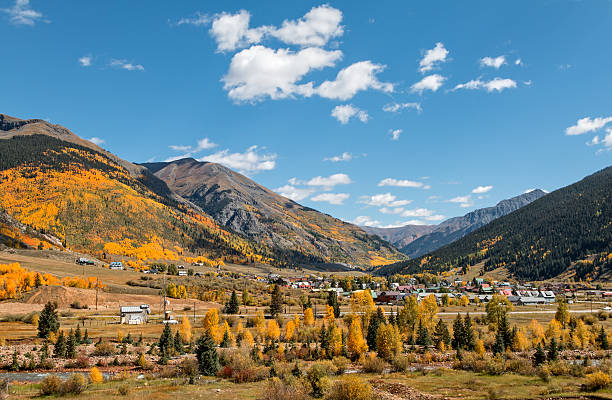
584, 371, 611, 391
263, 377, 309, 400
362, 353, 385, 373
118, 383, 130, 396
89, 367, 103, 384
307, 361, 336, 398
179, 358, 200, 383
391, 354, 411, 373
218, 348, 269, 383
61, 373, 87, 395
332, 356, 349, 375
326, 375, 372, 400
92, 342, 115, 356
40, 375, 62, 395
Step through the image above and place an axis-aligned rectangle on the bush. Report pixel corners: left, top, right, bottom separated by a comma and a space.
391, 354, 411, 373
89, 367, 103, 384
40, 375, 62, 395
307, 361, 337, 397
92, 342, 115, 356
362, 353, 385, 373
118, 383, 130, 396
584, 371, 611, 391
263, 377, 309, 400
61, 373, 87, 395
326, 375, 372, 400
332, 357, 349, 375
180, 358, 200, 383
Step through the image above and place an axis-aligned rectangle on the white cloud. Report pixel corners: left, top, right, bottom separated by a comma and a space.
448, 195, 473, 208
199, 145, 276, 174
359, 193, 412, 207
453, 77, 517, 93
401, 208, 435, 217
379, 207, 405, 215
411, 74, 446, 94
402, 220, 429, 226
419, 42, 449, 73
331, 104, 369, 124
270, 5, 343, 47
378, 178, 424, 188
168, 138, 218, 159
390, 129, 402, 141
324, 152, 352, 162
603, 128, 612, 148
78, 56, 92, 67
209, 10, 270, 52
472, 185, 493, 194
110, 59, 144, 71
425, 214, 446, 222
2, 0, 45, 26
316, 61, 393, 100
352, 215, 381, 227
307, 173, 352, 189
275, 185, 315, 201
88, 137, 104, 146
222, 45, 342, 102
176, 12, 210, 27
587, 135, 600, 146
480, 56, 506, 69
515, 58, 523, 66
169, 145, 192, 152
565, 116, 612, 136
311, 192, 349, 205
382, 102, 422, 113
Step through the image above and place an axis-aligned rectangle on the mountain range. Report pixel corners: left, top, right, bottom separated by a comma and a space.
363, 190, 547, 258
0, 114, 402, 268
377, 166, 612, 281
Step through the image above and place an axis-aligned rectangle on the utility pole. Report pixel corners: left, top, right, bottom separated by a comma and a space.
95, 277, 98, 311
163, 274, 167, 321
193, 301, 196, 323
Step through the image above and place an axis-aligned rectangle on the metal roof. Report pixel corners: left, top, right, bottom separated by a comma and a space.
120, 306, 144, 313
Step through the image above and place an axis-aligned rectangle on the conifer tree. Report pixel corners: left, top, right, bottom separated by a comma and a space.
327, 291, 340, 318
598, 326, 609, 350
416, 320, 431, 347
224, 290, 240, 314
196, 333, 219, 376
174, 330, 184, 354
366, 308, 383, 351
54, 330, 66, 358
533, 342, 546, 366
452, 313, 464, 350
269, 285, 283, 317
434, 319, 451, 348
74, 324, 82, 344
493, 328, 505, 355
38, 301, 59, 339
547, 337, 558, 361
158, 323, 173, 359
66, 329, 77, 358
220, 329, 231, 348
463, 313, 475, 350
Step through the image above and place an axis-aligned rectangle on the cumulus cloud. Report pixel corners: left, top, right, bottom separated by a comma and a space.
209, 10, 270, 52
306, 173, 352, 189
78, 56, 92, 67
168, 138, 218, 159
411, 74, 446, 94
480, 56, 506, 69
275, 184, 315, 201
359, 193, 412, 207
88, 137, 105, 146
270, 5, 343, 47
331, 105, 369, 124
448, 195, 473, 208
472, 185, 493, 194
390, 129, 402, 141
382, 102, 422, 113
419, 42, 449, 73
453, 77, 517, 93
311, 192, 349, 205
565, 116, 612, 136
199, 145, 276, 174
176, 11, 210, 26
110, 59, 144, 71
222, 45, 342, 102
324, 152, 353, 162
400, 208, 435, 217
352, 215, 381, 227
378, 178, 424, 188
2, 0, 45, 26
316, 61, 393, 100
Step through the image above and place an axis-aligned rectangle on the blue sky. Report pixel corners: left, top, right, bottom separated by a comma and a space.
2, 0, 612, 228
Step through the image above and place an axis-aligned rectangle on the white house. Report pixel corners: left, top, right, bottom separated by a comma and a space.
120, 304, 150, 324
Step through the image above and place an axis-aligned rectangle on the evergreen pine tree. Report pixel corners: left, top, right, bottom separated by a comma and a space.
224, 290, 240, 314
74, 324, 82, 344
434, 319, 450, 348
269, 285, 283, 317
54, 331, 66, 358
463, 314, 475, 350
366, 308, 383, 351
220, 329, 231, 348
498, 313, 511, 350
452, 313, 464, 350
38, 301, 59, 339
319, 323, 330, 356
547, 337, 558, 361
533, 343, 546, 366
174, 330, 184, 353
66, 330, 77, 358
327, 291, 340, 318
416, 320, 431, 347
598, 326, 609, 350
196, 333, 219, 376
40, 340, 49, 363
158, 323, 173, 358
493, 328, 505, 355
83, 329, 90, 344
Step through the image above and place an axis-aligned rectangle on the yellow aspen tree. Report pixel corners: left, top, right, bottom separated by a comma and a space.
304, 307, 315, 326
418, 294, 439, 331
293, 314, 301, 331
285, 320, 296, 341
546, 319, 563, 339
324, 304, 335, 324
267, 319, 280, 341
203, 308, 219, 336
575, 319, 590, 349
528, 319, 545, 345
242, 329, 254, 347
329, 324, 343, 357
179, 315, 192, 343
347, 317, 368, 360
234, 320, 244, 336
255, 310, 266, 339
512, 328, 529, 351
474, 338, 485, 355
89, 367, 103, 384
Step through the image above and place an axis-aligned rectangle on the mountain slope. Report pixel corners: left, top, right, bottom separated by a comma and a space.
402, 190, 546, 258
376, 167, 612, 280
141, 158, 404, 267
361, 225, 436, 250
0, 115, 275, 264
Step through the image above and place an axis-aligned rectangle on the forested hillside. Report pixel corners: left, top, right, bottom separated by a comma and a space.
377, 166, 612, 280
